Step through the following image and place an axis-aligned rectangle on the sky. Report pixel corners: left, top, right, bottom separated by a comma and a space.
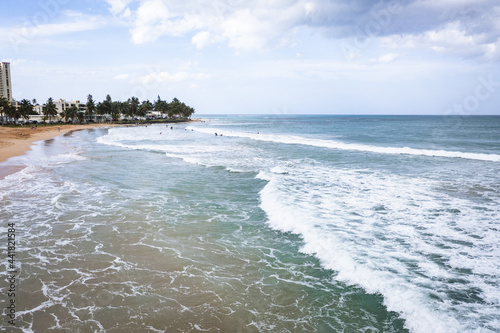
0, 0, 499, 115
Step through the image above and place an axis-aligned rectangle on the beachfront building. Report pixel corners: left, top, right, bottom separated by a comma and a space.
11, 99, 87, 122
55, 99, 86, 113
0, 62, 13, 103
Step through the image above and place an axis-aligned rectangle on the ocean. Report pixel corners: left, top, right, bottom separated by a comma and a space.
1, 115, 499, 332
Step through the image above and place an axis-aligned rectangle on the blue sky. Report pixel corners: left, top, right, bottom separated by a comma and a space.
1, 0, 499, 115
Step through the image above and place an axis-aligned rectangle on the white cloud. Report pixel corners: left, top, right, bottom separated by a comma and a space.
138, 70, 209, 85
370, 53, 399, 64
381, 22, 500, 61
123, 0, 500, 61
122, 8, 132, 18
219, 9, 269, 51
106, 0, 134, 15
0, 10, 107, 50
144, 71, 189, 83
129, 0, 311, 50
4, 18, 102, 40
114, 73, 130, 80
131, 0, 204, 44
130, 0, 170, 44
192, 31, 212, 49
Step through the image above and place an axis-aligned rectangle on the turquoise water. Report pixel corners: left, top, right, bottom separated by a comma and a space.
1, 115, 499, 332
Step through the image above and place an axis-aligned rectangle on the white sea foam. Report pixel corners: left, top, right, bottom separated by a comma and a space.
256, 163, 500, 333
188, 127, 500, 162
98, 126, 267, 172
6, 119, 498, 332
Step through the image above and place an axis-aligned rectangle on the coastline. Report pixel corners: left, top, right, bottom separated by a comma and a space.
0, 124, 122, 175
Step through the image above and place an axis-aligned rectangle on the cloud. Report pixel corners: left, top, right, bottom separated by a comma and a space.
130, 0, 203, 44
192, 31, 213, 49
130, 0, 310, 50
114, 73, 130, 80
142, 71, 189, 83
370, 53, 400, 64
0, 11, 106, 50
121, 0, 500, 60
138, 70, 210, 85
105, 0, 134, 15
381, 22, 500, 61
3, 19, 102, 39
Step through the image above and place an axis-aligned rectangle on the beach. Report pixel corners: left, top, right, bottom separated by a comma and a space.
0, 124, 122, 164
1, 115, 499, 332
0, 124, 124, 181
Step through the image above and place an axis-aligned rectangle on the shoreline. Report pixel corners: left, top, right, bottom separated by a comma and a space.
0, 124, 122, 177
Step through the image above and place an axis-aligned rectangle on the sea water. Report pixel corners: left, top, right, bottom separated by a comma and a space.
1, 115, 499, 332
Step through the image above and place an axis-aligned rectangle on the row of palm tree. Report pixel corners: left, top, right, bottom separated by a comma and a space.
0, 94, 195, 124
85, 94, 195, 122
0, 97, 59, 124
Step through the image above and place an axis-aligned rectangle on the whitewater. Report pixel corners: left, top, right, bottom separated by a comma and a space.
1, 115, 499, 332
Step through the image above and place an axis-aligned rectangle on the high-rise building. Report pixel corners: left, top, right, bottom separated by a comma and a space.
0, 62, 13, 102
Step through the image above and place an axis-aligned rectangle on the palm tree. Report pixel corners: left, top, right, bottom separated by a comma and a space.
0, 97, 9, 123
43, 97, 58, 122
119, 101, 130, 120
138, 100, 153, 119
111, 101, 121, 120
129, 97, 139, 119
154, 95, 169, 119
5, 103, 19, 124
19, 99, 34, 123
96, 95, 112, 122
76, 111, 85, 123
103, 94, 112, 118
168, 98, 180, 119
86, 94, 96, 122
182, 105, 195, 119
60, 106, 77, 122
96, 102, 105, 121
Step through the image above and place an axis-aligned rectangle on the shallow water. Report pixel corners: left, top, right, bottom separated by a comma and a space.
1, 115, 499, 332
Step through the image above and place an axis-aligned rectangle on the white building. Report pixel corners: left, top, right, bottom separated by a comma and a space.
0, 62, 13, 102
10, 99, 87, 122
54, 99, 86, 113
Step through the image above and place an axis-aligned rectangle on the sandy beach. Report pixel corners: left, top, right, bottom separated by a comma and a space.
0, 123, 121, 164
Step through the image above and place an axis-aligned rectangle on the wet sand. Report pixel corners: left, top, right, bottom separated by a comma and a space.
0, 124, 122, 178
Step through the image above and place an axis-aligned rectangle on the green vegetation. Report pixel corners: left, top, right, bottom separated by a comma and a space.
86, 94, 96, 121
0, 97, 17, 124
43, 97, 58, 122
18, 99, 34, 122
1, 94, 195, 125
61, 106, 78, 122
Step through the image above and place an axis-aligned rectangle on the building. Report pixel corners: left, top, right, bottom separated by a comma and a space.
0, 62, 13, 102
54, 99, 87, 113
8, 98, 87, 122
27, 99, 87, 122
